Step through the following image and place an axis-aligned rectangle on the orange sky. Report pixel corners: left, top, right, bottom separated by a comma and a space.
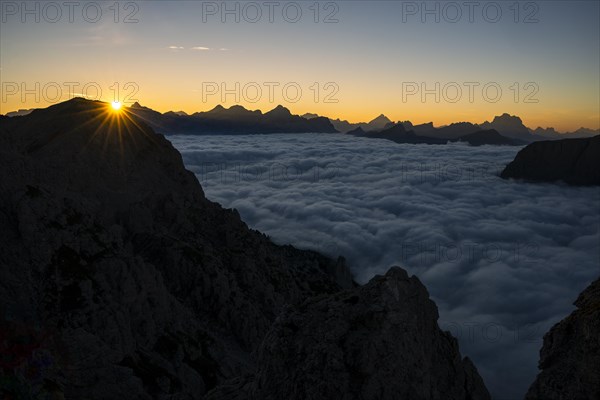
1, 1, 598, 132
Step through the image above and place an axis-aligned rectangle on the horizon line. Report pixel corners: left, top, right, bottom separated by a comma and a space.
2, 97, 599, 134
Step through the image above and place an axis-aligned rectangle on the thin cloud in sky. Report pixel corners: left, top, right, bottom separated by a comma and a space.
168, 46, 185, 50
192, 46, 210, 51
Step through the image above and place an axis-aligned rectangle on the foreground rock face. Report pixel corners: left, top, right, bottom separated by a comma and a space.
526, 278, 600, 400
207, 267, 490, 400
501, 135, 600, 185
0, 98, 488, 399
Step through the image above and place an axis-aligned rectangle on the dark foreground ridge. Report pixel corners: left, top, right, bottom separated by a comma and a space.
501, 135, 600, 185
206, 267, 489, 400
526, 278, 600, 400
0, 99, 490, 399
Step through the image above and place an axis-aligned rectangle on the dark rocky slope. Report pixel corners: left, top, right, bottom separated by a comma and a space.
501, 135, 600, 185
206, 268, 490, 400
0, 98, 489, 399
526, 278, 600, 400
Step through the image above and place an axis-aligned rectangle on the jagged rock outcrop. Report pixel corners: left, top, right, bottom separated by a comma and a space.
501, 135, 600, 185
526, 278, 600, 400
206, 267, 490, 400
0, 98, 489, 399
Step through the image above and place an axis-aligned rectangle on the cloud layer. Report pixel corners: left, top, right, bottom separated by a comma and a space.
171, 133, 600, 400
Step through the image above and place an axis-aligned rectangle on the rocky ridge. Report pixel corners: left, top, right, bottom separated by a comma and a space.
206, 267, 490, 400
501, 135, 600, 185
526, 278, 600, 400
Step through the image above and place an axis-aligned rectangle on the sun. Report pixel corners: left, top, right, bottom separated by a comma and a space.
111, 101, 122, 111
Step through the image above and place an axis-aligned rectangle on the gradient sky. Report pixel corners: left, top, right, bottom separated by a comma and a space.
1, 0, 599, 131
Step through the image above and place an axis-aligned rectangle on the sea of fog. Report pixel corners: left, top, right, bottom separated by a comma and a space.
170, 133, 600, 400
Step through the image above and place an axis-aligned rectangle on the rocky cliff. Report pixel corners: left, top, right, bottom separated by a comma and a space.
206, 268, 490, 400
501, 135, 600, 185
0, 98, 489, 399
526, 278, 600, 400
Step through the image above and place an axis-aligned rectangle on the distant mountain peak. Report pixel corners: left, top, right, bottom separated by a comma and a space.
225, 105, 260, 116
266, 105, 292, 116
302, 113, 320, 120
369, 114, 392, 124
363, 114, 393, 131
492, 113, 524, 124
209, 105, 226, 112
575, 127, 600, 134
479, 113, 532, 140
165, 110, 188, 117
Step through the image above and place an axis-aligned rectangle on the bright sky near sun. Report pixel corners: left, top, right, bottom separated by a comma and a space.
1, 0, 598, 131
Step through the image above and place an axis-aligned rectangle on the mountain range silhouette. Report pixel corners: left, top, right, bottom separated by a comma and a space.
3, 102, 598, 145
